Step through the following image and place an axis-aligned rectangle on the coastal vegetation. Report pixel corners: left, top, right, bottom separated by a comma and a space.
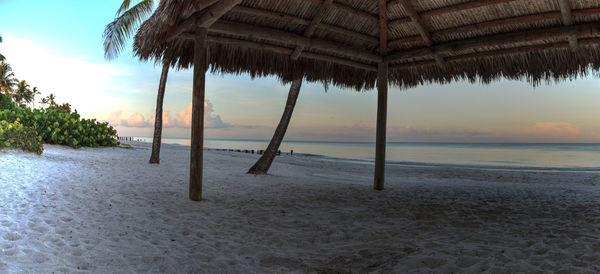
0, 40, 118, 153
0, 119, 43, 154
0, 92, 118, 152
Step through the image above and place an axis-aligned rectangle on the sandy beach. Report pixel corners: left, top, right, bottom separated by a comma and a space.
1, 142, 600, 273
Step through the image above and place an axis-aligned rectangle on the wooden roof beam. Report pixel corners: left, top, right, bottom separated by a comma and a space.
168, 0, 242, 41
388, 35, 422, 48
558, 0, 579, 51
397, 0, 433, 46
291, 0, 334, 60
385, 22, 600, 64
310, 0, 379, 23
379, 0, 388, 56
180, 34, 377, 72
388, 0, 517, 18
434, 11, 561, 38
396, 0, 446, 67
208, 20, 382, 63
387, 0, 518, 28
573, 8, 600, 16
390, 37, 600, 71
558, 0, 574, 25
389, 12, 562, 49
179, 0, 220, 22
230, 6, 379, 44
332, 1, 379, 24
422, 0, 518, 17
387, 7, 600, 50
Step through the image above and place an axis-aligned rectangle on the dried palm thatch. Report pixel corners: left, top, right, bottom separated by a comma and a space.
134, 0, 600, 90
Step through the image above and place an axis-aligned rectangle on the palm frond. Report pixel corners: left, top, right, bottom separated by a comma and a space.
103, 0, 154, 60
0, 62, 16, 94
116, 0, 133, 16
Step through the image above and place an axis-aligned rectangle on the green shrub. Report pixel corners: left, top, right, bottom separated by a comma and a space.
0, 93, 16, 111
0, 93, 118, 149
0, 120, 43, 154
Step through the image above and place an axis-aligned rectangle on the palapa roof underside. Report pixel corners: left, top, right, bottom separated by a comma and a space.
134, 0, 600, 90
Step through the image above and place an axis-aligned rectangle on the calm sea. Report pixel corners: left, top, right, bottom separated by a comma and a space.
132, 137, 600, 170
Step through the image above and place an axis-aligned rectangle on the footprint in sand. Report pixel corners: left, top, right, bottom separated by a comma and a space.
30, 225, 49, 233
43, 219, 55, 225
2, 248, 18, 256
71, 248, 85, 257
60, 216, 73, 222
2, 233, 21, 241
32, 253, 49, 263
456, 256, 479, 268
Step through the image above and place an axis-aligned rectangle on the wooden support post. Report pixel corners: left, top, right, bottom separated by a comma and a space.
374, 0, 388, 191
374, 62, 388, 191
189, 26, 208, 201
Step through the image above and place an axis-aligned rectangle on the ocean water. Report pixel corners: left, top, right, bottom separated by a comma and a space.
131, 137, 600, 170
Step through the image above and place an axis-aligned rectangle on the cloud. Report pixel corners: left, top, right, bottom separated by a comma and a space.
352, 121, 369, 129
149, 110, 175, 127
110, 99, 232, 129
522, 122, 582, 139
126, 113, 148, 128
335, 121, 595, 142
389, 125, 492, 140
107, 111, 150, 128
178, 100, 229, 129
333, 122, 495, 142
488, 121, 593, 142
178, 104, 192, 127
108, 110, 123, 126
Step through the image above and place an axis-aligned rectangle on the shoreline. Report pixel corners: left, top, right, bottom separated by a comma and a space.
2, 143, 600, 272
127, 139, 600, 173
127, 136, 600, 145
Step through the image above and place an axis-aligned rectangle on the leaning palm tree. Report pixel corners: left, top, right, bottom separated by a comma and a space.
103, 0, 169, 164
0, 62, 17, 96
248, 78, 303, 174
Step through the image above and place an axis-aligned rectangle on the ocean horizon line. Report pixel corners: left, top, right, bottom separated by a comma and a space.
129, 136, 600, 145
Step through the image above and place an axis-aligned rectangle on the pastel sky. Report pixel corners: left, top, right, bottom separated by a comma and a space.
2, 0, 600, 142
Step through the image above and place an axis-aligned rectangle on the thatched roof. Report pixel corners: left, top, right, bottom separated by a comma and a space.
134, 0, 600, 90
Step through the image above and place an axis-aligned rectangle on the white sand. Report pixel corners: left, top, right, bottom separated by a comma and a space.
1, 142, 600, 273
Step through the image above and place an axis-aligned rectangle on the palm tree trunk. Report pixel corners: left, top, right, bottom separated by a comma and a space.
149, 63, 169, 164
248, 77, 302, 174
